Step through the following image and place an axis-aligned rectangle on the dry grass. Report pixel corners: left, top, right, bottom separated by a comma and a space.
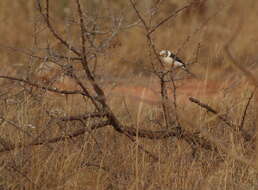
0, 0, 258, 189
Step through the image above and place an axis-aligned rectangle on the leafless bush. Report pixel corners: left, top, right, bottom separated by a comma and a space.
0, 0, 257, 189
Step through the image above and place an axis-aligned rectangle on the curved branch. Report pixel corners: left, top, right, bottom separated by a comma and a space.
189, 97, 236, 129
0, 45, 82, 62
36, 0, 81, 56
148, 4, 191, 35
75, 0, 106, 104
0, 75, 86, 96
58, 112, 107, 122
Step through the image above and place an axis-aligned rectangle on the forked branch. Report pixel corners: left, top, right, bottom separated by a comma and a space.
36, 0, 81, 56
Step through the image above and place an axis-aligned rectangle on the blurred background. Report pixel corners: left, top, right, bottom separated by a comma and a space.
0, 1, 258, 189
1, 0, 258, 81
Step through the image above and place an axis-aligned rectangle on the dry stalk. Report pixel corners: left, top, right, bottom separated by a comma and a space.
0, 120, 110, 153
224, 19, 258, 168
239, 90, 255, 131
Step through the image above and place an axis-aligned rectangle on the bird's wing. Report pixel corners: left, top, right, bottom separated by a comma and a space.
173, 61, 185, 68
170, 52, 185, 65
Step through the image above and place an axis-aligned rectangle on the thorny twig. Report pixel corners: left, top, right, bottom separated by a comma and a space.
129, 0, 172, 127
36, 0, 81, 56
128, 0, 224, 152
76, 0, 106, 104
147, 4, 191, 35
129, 0, 163, 68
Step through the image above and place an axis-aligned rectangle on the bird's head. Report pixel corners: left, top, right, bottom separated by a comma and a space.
159, 50, 171, 58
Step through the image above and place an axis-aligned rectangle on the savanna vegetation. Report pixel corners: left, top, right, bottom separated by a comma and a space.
0, 0, 258, 189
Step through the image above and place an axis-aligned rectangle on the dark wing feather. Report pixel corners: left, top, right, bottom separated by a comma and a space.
169, 52, 185, 64
169, 51, 196, 77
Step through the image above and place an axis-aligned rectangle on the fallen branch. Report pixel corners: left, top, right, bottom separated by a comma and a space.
189, 97, 236, 129
114, 124, 217, 153
58, 112, 107, 122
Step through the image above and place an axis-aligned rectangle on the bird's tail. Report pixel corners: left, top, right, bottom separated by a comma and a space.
185, 62, 194, 66
182, 66, 197, 78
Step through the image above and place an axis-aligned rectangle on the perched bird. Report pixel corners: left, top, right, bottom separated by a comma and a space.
159, 50, 195, 76
159, 50, 187, 68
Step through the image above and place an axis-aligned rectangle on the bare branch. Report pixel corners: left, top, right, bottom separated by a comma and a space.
36, 0, 81, 56
148, 4, 191, 35
160, 77, 170, 127
76, 0, 106, 101
129, 0, 163, 69
58, 112, 107, 122
239, 89, 255, 130
129, 0, 149, 30
171, 76, 179, 124
70, 72, 101, 110
76, 0, 87, 61
118, 124, 217, 152
0, 45, 82, 62
189, 97, 236, 129
0, 75, 85, 96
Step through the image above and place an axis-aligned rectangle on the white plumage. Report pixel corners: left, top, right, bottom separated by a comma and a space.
159, 50, 186, 69
159, 50, 196, 77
